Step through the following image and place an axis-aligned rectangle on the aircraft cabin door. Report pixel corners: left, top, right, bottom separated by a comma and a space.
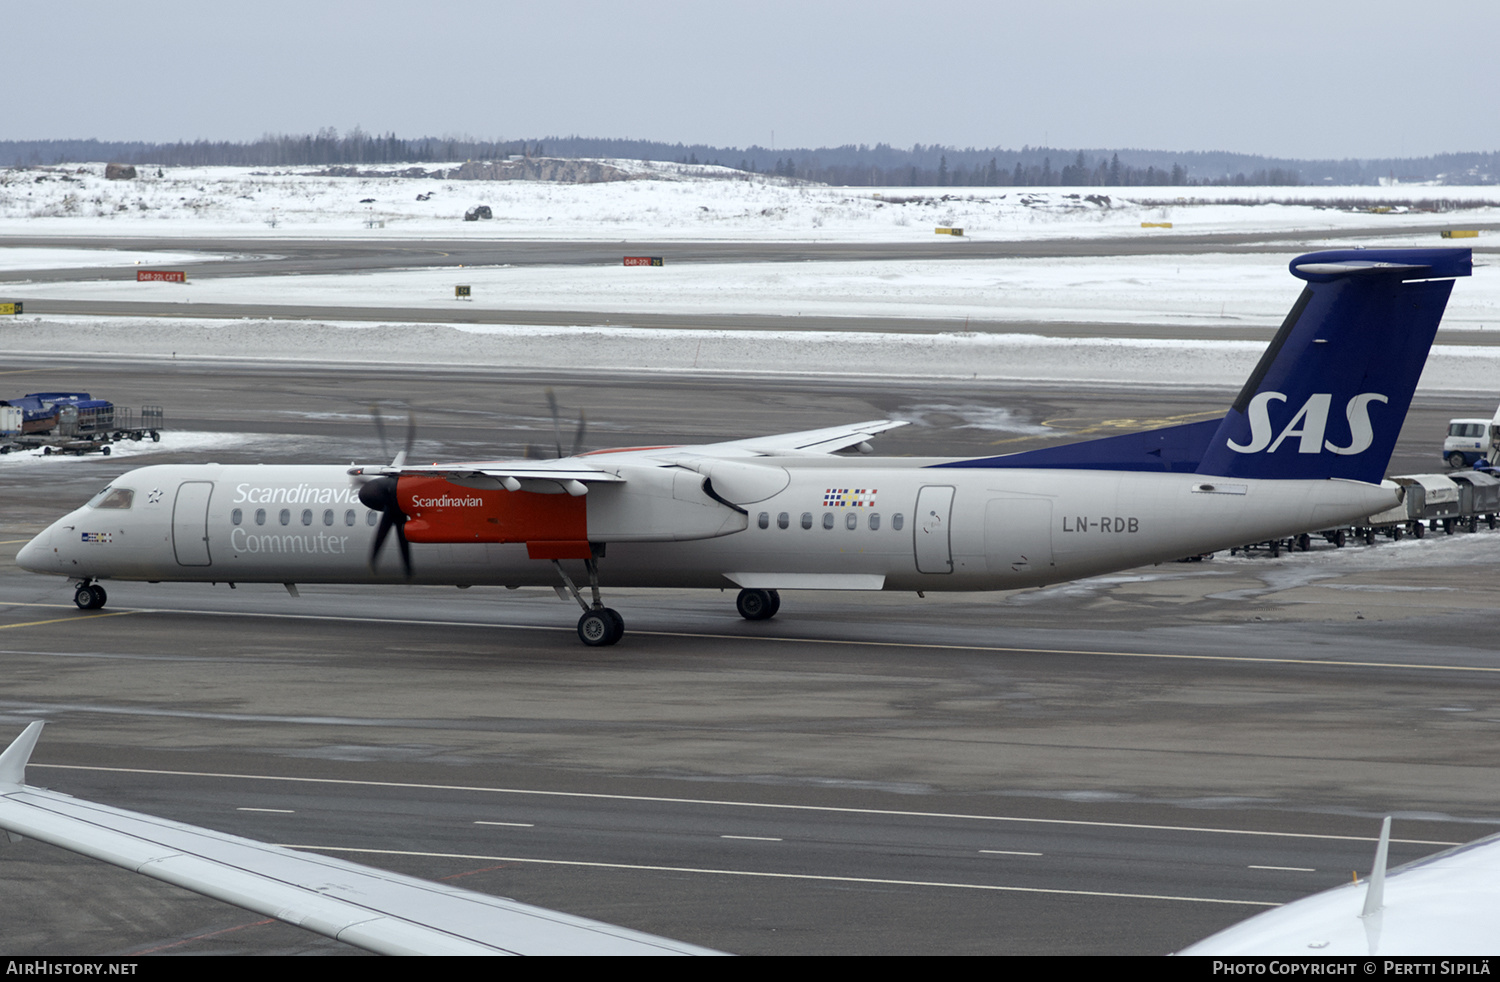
172, 481, 214, 566
913, 485, 955, 574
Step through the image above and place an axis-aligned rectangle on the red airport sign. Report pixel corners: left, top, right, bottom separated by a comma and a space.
137, 270, 186, 283
622, 257, 663, 266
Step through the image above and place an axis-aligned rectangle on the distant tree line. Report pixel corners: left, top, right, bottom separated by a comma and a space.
0, 130, 1493, 185
739, 152, 1302, 187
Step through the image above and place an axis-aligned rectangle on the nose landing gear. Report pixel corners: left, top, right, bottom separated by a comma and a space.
73, 581, 107, 610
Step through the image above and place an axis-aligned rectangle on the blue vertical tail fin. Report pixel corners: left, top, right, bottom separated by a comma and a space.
1195, 248, 1471, 484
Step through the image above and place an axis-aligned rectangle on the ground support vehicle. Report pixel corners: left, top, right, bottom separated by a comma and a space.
1394, 474, 1464, 534
1448, 470, 1500, 531
0, 400, 164, 456
1445, 417, 1489, 468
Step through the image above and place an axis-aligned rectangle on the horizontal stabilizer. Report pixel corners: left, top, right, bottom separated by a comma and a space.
930, 419, 1221, 473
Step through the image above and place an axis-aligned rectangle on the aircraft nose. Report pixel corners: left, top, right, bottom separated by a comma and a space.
15, 528, 52, 573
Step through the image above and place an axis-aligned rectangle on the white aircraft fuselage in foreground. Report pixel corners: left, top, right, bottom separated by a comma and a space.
17, 249, 1473, 645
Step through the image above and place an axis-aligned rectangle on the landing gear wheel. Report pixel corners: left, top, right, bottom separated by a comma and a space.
577, 608, 623, 646
74, 584, 106, 610
1333, 529, 1346, 547
736, 588, 780, 621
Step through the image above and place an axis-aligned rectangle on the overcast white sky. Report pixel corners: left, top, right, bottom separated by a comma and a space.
11, 1, 1497, 159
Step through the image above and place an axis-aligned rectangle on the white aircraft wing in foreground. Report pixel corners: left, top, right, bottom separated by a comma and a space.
0, 722, 721, 956
1179, 817, 1500, 956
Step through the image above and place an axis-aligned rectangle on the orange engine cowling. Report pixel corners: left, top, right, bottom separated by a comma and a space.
397, 476, 587, 555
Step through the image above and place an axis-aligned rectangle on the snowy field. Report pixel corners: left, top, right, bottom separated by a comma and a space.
1, 161, 1496, 242
9, 250, 1499, 331
2, 161, 1496, 392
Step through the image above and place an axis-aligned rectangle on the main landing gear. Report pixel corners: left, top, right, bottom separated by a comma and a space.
735, 588, 780, 621
73, 581, 107, 610
552, 558, 625, 647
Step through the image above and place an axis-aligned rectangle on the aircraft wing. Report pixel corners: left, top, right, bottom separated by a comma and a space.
691, 419, 909, 457
0, 723, 721, 956
1178, 818, 1500, 956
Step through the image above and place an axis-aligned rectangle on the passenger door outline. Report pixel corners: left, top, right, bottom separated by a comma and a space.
172, 482, 214, 566
914, 485, 955, 574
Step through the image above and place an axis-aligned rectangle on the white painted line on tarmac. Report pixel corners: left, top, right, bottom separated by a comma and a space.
31, 760, 1463, 848
284, 843, 1283, 908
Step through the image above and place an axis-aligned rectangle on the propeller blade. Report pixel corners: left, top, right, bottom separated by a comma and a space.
371, 405, 391, 461
545, 388, 564, 458
358, 476, 413, 580
399, 411, 417, 468
571, 409, 587, 457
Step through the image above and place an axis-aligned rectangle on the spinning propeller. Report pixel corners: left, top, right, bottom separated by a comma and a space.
527, 388, 586, 459
356, 407, 417, 579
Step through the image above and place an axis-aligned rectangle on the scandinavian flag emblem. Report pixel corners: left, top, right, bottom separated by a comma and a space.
80, 532, 113, 543
823, 488, 878, 508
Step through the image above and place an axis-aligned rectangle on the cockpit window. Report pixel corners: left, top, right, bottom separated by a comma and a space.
88, 487, 134, 510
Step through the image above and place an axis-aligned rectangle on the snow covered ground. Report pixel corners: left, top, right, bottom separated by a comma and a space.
2, 161, 1495, 392
1, 162, 1495, 242
8, 250, 1499, 331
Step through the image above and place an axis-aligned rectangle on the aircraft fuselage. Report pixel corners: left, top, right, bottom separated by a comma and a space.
18, 461, 1396, 593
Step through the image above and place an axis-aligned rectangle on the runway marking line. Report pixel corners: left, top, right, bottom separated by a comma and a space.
30, 761, 1462, 848
1249, 865, 1316, 872
0, 610, 138, 631
279, 843, 1282, 909
7, 600, 1500, 676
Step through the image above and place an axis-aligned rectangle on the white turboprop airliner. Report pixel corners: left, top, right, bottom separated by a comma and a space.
16, 248, 1473, 645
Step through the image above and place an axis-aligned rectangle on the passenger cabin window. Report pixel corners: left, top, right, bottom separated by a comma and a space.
322, 508, 335, 526
777, 512, 789, 530
89, 487, 134, 510
345, 509, 356, 526
758, 512, 769, 529
801, 512, 813, 530
822, 512, 834, 530
366, 510, 379, 527
869, 513, 880, 531
255, 508, 266, 526
301, 509, 313, 526
892, 513, 904, 531
231, 508, 243, 525
845, 512, 858, 530
279, 509, 291, 526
